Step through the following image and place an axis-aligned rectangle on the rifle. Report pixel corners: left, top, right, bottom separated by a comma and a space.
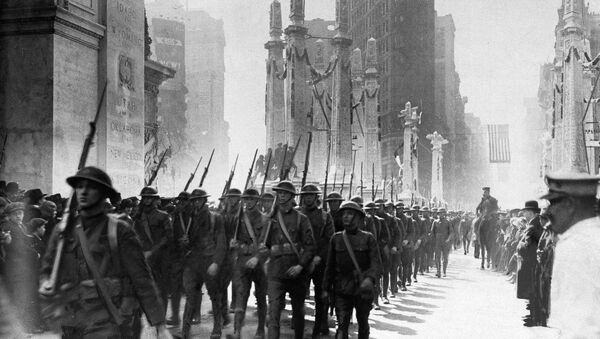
278, 143, 288, 180
222, 154, 239, 197
283, 135, 302, 180
382, 176, 387, 201
371, 163, 376, 201
199, 148, 215, 187
390, 176, 394, 203
40, 82, 107, 296
183, 156, 202, 192
340, 168, 346, 195
0, 132, 7, 171
332, 167, 337, 191
244, 149, 259, 190
323, 133, 331, 212
261, 149, 273, 195
347, 151, 356, 200
146, 147, 170, 186
374, 184, 379, 200
360, 162, 363, 200
301, 132, 313, 188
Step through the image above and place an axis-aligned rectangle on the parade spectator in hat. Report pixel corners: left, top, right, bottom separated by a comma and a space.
516, 200, 543, 327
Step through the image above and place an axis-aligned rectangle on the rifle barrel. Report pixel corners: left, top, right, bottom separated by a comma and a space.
199, 149, 215, 187
245, 149, 258, 190
261, 150, 273, 195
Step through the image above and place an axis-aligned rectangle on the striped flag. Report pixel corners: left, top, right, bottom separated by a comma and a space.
488, 124, 511, 163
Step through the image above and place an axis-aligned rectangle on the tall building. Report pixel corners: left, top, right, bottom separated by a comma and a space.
434, 14, 468, 204
349, 0, 437, 197
185, 10, 229, 191
538, 0, 600, 173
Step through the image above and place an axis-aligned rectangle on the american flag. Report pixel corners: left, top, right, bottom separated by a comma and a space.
488, 124, 511, 163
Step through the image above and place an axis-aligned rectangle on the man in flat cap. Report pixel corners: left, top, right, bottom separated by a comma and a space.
541, 172, 600, 337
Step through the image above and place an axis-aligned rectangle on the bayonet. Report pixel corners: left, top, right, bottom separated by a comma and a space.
199, 148, 215, 187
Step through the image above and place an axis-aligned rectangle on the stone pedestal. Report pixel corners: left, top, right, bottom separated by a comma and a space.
427, 131, 448, 201
0, 0, 145, 197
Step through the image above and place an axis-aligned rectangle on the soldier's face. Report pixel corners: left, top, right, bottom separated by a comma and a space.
193, 198, 207, 209
328, 200, 341, 211
302, 194, 317, 206
342, 210, 357, 229
228, 197, 241, 208
243, 197, 258, 210
75, 180, 105, 210
141, 197, 155, 207
276, 191, 293, 204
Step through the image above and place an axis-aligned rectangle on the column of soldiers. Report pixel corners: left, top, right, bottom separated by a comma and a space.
1, 164, 473, 339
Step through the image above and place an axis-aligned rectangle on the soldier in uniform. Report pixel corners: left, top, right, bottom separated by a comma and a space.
181, 188, 226, 339
297, 184, 334, 338
230, 188, 268, 339
221, 188, 243, 324
133, 186, 173, 316
384, 201, 403, 297
411, 205, 425, 282
373, 199, 394, 303
396, 203, 414, 290
363, 202, 383, 309
420, 207, 433, 273
261, 181, 315, 339
167, 191, 191, 326
39, 167, 170, 338
322, 201, 380, 339
431, 208, 453, 277
325, 192, 344, 232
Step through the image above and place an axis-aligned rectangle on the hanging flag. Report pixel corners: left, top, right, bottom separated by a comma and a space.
488, 124, 511, 163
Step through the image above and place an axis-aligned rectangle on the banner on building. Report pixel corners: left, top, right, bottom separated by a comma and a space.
487, 124, 511, 163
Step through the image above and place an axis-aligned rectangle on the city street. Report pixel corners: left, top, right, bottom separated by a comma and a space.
153, 249, 558, 338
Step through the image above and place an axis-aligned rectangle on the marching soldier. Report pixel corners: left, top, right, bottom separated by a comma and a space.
133, 186, 173, 315
431, 208, 453, 277
39, 167, 170, 338
167, 191, 192, 326
230, 188, 268, 339
363, 202, 383, 309
421, 207, 433, 273
181, 188, 226, 339
221, 188, 243, 324
400, 205, 415, 288
384, 201, 403, 297
298, 184, 334, 338
325, 192, 344, 232
411, 205, 425, 282
373, 199, 395, 303
322, 201, 380, 339
262, 181, 315, 339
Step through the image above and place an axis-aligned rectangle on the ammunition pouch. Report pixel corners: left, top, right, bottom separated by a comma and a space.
237, 243, 258, 256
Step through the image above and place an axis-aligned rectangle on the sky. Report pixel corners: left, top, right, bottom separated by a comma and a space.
149, 0, 600, 198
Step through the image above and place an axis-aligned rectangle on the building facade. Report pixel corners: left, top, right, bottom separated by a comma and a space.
348, 0, 437, 198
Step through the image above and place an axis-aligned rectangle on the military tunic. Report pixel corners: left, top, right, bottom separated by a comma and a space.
323, 230, 380, 339
262, 206, 315, 339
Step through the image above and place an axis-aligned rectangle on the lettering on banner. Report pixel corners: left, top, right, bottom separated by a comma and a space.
112, 173, 143, 188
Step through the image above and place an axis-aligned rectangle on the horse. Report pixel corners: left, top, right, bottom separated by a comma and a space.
477, 215, 499, 269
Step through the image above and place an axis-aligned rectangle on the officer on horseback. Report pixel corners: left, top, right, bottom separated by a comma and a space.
475, 187, 499, 269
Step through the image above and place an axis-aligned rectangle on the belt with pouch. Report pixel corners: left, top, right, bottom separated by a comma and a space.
270, 243, 301, 257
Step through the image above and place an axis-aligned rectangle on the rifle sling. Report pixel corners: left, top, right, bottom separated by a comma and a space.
75, 221, 124, 325
243, 211, 257, 245
341, 230, 363, 279
276, 211, 301, 260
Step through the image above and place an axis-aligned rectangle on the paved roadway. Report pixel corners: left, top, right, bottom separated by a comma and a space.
33, 248, 560, 338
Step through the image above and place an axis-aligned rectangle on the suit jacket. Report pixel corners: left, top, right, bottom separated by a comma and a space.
516, 215, 543, 299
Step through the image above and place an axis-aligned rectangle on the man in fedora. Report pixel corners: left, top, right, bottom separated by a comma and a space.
541, 172, 600, 337
516, 200, 543, 326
